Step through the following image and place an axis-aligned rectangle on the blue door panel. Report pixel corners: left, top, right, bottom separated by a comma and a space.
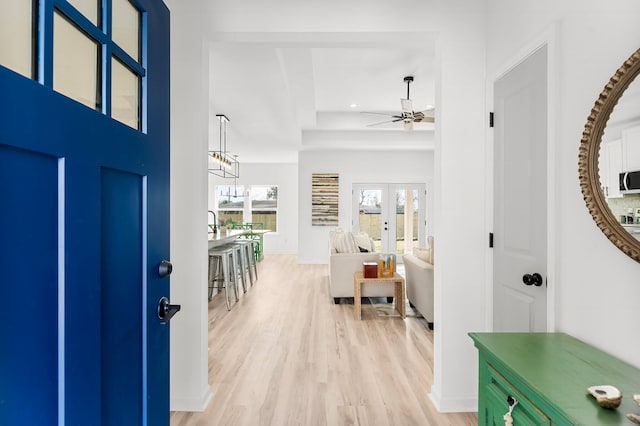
101, 168, 143, 425
0, 145, 58, 424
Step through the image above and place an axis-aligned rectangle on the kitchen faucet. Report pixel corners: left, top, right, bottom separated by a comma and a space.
208, 210, 218, 234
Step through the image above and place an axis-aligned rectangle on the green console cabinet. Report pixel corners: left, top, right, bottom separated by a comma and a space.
469, 333, 640, 425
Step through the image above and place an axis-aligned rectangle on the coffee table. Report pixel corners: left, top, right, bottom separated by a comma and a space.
353, 272, 406, 320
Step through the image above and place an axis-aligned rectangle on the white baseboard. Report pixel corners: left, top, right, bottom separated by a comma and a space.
170, 385, 212, 412
428, 391, 477, 413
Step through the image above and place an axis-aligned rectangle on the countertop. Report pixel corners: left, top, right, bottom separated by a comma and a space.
207, 230, 247, 249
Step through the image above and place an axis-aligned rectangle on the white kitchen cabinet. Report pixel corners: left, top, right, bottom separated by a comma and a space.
622, 125, 640, 171
600, 139, 623, 198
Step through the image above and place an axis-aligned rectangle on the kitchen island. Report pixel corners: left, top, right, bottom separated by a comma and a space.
207, 230, 248, 249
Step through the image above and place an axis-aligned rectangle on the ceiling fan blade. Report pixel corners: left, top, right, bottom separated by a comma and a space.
417, 108, 434, 116
413, 115, 435, 123
413, 110, 435, 123
366, 118, 404, 127
403, 120, 414, 131
401, 98, 413, 114
361, 111, 404, 119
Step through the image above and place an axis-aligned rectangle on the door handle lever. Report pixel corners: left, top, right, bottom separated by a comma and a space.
157, 297, 181, 324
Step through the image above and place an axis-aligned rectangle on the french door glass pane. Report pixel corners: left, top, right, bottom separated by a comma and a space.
358, 189, 383, 252
111, 57, 139, 129
395, 189, 420, 255
67, 0, 100, 26
0, 0, 33, 78
53, 12, 100, 110
113, 0, 140, 62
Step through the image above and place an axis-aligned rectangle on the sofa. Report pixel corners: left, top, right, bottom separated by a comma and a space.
402, 245, 434, 328
329, 230, 396, 303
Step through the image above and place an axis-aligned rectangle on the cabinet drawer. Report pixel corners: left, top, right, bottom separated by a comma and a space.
483, 363, 551, 425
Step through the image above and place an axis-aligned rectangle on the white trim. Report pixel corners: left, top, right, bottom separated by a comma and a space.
170, 386, 213, 412
57, 158, 65, 426
428, 391, 478, 414
485, 22, 559, 332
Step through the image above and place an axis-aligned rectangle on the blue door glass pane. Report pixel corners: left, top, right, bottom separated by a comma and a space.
113, 0, 141, 62
53, 11, 100, 110
0, 0, 33, 78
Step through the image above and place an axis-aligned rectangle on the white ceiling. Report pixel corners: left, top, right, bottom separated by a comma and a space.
208, 40, 436, 163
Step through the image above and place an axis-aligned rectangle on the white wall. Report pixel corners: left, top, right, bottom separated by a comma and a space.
298, 150, 434, 264
166, 0, 212, 412
428, 3, 487, 412
208, 163, 299, 254
486, 0, 640, 370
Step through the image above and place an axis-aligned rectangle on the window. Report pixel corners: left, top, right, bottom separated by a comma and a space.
53, 12, 101, 110
214, 185, 278, 232
250, 186, 278, 232
0, 0, 34, 78
216, 185, 244, 227
0, 0, 144, 130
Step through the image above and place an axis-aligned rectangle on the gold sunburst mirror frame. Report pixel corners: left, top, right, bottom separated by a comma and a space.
579, 47, 640, 262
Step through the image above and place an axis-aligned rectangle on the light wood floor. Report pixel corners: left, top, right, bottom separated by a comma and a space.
170, 254, 477, 426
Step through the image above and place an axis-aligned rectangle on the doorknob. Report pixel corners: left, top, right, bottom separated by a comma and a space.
157, 297, 181, 324
158, 260, 173, 278
522, 273, 543, 287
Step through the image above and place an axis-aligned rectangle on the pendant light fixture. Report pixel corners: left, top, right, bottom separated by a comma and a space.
208, 114, 239, 179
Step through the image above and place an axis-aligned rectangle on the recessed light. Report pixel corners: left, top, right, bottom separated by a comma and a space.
350, 103, 357, 108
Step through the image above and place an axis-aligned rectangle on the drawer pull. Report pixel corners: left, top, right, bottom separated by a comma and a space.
503, 396, 518, 426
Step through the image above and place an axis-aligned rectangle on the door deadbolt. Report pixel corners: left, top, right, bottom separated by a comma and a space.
159, 260, 173, 278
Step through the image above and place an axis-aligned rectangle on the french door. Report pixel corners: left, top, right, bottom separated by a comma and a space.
352, 183, 427, 259
0, 0, 171, 424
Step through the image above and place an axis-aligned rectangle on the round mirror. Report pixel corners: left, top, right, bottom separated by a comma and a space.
579, 48, 640, 262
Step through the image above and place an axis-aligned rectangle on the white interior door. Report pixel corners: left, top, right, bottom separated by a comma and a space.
493, 46, 548, 332
353, 184, 427, 258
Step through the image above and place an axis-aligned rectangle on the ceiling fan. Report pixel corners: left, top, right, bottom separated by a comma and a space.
362, 76, 434, 131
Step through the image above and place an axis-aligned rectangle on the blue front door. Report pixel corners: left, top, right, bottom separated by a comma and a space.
0, 1, 171, 424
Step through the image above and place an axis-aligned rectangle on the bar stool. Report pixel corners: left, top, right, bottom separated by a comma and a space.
208, 246, 239, 310
234, 239, 257, 286
224, 243, 247, 294
246, 239, 258, 281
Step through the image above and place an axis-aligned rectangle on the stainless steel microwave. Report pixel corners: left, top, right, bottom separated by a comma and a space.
619, 171, 640, 194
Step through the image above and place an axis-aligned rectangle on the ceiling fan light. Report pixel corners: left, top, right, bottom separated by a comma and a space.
401, 98, 413, 114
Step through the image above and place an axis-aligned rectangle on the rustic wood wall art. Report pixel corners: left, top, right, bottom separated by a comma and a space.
311, 173, 339, 226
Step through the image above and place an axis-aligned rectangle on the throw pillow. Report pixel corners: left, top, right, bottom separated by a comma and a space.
332, 231, 359, 253
413, 247, 431, 264
353, 232, 374, 252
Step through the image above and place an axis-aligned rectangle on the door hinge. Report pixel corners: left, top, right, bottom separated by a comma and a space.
489, 112, 494, 128
489, 232, 494, 248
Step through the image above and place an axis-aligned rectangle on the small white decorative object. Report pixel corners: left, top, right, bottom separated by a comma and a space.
627, 394, 640, 424
586, 385, 622, 409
